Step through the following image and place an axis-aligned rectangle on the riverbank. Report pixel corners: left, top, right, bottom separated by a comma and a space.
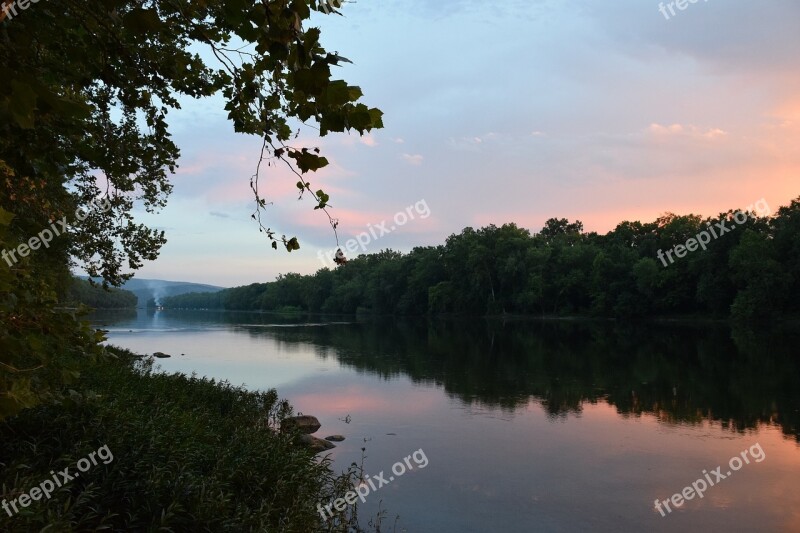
154, 306, 800, 328
0, 348, 365, 532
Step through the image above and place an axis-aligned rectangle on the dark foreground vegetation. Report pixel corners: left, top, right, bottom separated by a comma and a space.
1, 0, 380, 424
164, 197, 800, 322
0, 349, 366, 532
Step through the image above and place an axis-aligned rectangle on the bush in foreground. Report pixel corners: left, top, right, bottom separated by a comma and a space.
0, 349, 364, 532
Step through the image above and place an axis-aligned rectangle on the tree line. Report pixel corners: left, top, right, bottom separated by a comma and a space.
163, 196, 800, 322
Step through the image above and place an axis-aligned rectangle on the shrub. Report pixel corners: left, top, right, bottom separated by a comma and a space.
0, 349, 363, 532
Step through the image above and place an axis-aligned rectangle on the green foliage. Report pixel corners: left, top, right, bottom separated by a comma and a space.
728, 230, 791, 322
0, 209, 102, 421
163, 197, 800, 323
1, 0, 382, 284
0, 0, 381, 415
0, 349, 365, 532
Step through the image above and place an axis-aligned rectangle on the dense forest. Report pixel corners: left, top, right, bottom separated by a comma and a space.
163, 197, 800, 322
64, 278, 138, 309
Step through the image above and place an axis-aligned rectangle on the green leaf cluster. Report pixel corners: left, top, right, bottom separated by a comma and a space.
0, 0, 381, 414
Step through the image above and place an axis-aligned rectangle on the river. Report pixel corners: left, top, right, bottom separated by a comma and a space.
93, 310, 800, 532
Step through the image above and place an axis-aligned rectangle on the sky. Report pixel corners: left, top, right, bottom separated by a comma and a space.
126, 0, 800, 287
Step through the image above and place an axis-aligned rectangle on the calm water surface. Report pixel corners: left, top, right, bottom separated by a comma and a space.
94, 310, 800, 532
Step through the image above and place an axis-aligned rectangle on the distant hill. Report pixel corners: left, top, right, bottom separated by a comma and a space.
65, 278, 138, 309
82, 277, 225, 308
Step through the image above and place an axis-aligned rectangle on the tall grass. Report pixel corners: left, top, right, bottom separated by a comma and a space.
0, 348, 369, 532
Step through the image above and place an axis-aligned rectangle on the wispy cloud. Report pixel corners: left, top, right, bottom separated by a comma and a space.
646, 123, 728, 139
402, 153, 424, 166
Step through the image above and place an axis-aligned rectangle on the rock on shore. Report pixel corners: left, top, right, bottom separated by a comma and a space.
281, 415, 322, 434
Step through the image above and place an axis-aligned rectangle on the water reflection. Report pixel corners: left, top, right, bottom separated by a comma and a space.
95, 311, 800, 531
225, 317, 800, 443
95, 310, 800, 442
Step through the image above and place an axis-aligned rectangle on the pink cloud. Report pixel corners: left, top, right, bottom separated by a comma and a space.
646, 123, 727, 139
402, 153, 424, 166
172, 138, 361, 206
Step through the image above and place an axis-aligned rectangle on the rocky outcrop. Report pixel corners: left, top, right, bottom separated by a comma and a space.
281, 415, 345, 454
299, 434, 336, 453
281, 415, 321, 435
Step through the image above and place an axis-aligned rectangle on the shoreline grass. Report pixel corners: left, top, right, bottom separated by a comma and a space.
0, 348, 367, 532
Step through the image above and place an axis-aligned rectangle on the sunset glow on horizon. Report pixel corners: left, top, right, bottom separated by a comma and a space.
124, 0, 799, 287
